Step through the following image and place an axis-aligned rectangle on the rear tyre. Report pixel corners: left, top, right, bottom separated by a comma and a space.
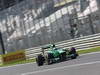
59, 52, 66, 61
47, 53, 54, 65
36, 54, 45, 66
71, 54, 77, 59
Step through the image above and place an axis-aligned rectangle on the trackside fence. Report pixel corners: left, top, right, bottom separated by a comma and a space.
25, 33, 100, 59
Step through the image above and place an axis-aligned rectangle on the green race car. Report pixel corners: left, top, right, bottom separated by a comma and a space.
36, 44, 78, 66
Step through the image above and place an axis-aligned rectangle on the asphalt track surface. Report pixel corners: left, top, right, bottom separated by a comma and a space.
0, 52, 100, 75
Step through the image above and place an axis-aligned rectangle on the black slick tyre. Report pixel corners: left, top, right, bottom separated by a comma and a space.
71, 54, 77, 59
47, 53, 54, 65
59, 52, 66, 61
36, 54, 44, 66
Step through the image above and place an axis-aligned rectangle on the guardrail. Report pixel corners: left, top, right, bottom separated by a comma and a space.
25, 33, 100, 59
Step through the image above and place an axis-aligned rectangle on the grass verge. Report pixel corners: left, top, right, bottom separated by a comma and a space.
0, 59, 35, 67
78, 46, 100, 54
0, 46, 100, 67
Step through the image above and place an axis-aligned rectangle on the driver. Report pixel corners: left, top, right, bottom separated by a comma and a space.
52, 44, 57, 50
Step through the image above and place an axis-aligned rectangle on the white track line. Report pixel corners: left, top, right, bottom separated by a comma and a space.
21, 60, 100, 75
0, 62, 34, 69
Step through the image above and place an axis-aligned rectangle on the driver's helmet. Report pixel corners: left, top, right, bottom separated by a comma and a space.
52, 44, 55, 48
50, 44, 57, 50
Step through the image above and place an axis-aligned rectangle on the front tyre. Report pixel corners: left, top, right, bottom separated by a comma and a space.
36, 54, 45, 66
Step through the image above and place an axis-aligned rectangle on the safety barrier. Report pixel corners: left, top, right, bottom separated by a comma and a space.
25, 33, 100, 59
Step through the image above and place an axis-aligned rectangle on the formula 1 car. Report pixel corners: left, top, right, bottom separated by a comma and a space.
36, 44, 78, 66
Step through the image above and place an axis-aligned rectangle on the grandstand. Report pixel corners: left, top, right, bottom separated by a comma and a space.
0, 0, 100, 54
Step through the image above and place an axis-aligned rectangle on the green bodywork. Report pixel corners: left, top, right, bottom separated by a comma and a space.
42, 44, 67, 58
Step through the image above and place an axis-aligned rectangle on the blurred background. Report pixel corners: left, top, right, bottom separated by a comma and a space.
0, 0, 100, 54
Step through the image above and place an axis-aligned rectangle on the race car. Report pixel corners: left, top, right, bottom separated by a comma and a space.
36, 44, 78, 66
